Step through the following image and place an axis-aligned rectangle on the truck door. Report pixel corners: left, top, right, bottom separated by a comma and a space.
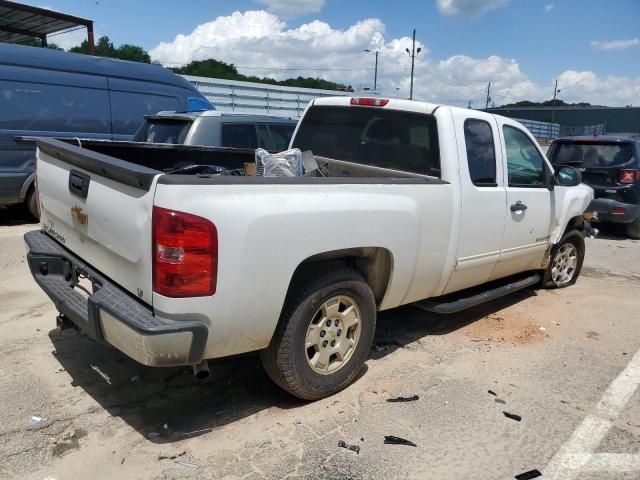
443, 112, 506, 294
490, 117, 553, 279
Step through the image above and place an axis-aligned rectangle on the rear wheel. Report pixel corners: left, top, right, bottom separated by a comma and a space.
626, 218, 640, 240
260, 267, 376, 400
542, 230, 585, 288
25, 187, 39, 220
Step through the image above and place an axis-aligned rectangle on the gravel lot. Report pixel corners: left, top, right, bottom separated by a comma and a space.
1, 206, 639, 480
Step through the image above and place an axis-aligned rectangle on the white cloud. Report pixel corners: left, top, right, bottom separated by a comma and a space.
544, 3, 555, 13
150, 11, 639, 107
255, 0, 324, 18
590, 38, 639, 51
436, 0, 510, 18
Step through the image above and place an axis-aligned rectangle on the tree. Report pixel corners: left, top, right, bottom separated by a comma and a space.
173, 58, 352, 92
17, 37, 62, 50
115, 44, 151, 63
70, 35, 116, 57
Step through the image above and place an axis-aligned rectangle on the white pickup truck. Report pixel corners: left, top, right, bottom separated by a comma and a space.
25, 97, 593, 400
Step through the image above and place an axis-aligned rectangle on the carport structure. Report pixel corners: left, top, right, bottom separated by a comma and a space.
0, 0, 94, 53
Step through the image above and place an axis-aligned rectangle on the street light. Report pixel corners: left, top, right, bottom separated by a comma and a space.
364, 49, 379, 92
405, 29, 421, 100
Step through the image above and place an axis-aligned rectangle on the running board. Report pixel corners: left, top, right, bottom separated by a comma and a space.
414, 273, 541, 314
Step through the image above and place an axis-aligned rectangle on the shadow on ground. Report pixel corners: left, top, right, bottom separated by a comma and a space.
49, 288, 536, 443
0, 206, 37, 227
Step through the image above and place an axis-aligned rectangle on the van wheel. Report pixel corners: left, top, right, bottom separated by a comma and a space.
260, 267, 376, 401
626, 218, 640, 240
25, 188, 39, 220
542, 230, 585, 288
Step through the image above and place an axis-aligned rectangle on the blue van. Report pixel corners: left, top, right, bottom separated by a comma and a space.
0, 43, 212, 217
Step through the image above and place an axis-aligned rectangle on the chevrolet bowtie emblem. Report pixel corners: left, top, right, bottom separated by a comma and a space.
71, 206, 88, 225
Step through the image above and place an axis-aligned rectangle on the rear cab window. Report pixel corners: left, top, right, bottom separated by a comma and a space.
221, 123, 258, 149
292, 106, 441, 177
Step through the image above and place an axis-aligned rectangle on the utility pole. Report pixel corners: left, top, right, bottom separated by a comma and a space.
468, 99, 473, 109
551, 79, 560, 125
364, 49, 379, 92
405, 29, 421, 100
485, 81, 491, 110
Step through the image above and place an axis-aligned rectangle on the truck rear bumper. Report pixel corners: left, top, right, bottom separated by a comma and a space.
24, 230, 208, 367
587, 198, 640, 224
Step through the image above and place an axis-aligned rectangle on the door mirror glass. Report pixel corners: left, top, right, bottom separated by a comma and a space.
556, 166, 582, 187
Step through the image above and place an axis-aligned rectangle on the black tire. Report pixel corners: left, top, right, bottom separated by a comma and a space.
25, 187, 39, 220
541, 230, 585, 288
626, 218, 640, 240
260, 266, 376, 401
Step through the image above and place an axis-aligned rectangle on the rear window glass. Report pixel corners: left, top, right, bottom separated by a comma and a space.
0, 80, 109, 134
221, 123, 258, 149
550, 142, 635, 167
134, 120, 192, 144
292, 106, 440, 176
269, 123, 296, 151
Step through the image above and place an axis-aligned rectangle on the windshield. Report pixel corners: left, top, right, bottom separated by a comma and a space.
550, 141, 634, 167
292, 106, 440, 176
133, 119, 192, 144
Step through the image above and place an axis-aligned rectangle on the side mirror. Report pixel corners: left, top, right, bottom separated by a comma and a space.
556, 166, 582, 187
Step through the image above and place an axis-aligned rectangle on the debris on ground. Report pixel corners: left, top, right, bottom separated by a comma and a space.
550, 321, 559, 326
383, 435, 417, 447
495, 398, 506, 405
30, 415, 44, 425
54, 366, 65, 373
538, 326, 546, 331
130, 375, 141, 383
337, 440, 360, 454
158, 450, 186, 460
174, 460, 200, 469
515, 468, 542, 479
147, 432, 160, 439
386, 395, 419, 403
503, 411, 522, 422
90, 364, 112, 384
488, 390, 497, 396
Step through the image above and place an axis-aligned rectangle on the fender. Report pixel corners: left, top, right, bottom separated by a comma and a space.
19, 173, 35, 201
549, 183, 594, 245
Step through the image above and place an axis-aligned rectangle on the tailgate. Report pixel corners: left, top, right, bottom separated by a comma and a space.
36, 138, 160, 306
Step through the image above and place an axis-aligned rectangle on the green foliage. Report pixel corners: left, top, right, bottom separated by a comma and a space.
173, 59, 353, 92
17, 37, 62, 50
69, 35, 151, 63
498, 99, 593, 108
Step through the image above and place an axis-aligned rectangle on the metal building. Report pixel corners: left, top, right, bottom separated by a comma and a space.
487, 106, 640, 135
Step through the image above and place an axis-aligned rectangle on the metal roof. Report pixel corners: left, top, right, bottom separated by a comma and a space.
0, 0, 92, 45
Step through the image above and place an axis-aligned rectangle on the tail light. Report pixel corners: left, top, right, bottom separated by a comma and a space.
613, 207, 626, 215
152, 206, 217, 297
619, 169, 640, 184
350, 97, 389, 107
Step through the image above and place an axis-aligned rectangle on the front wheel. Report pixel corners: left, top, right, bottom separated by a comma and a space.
260, 267, 376, 400
542, 230, 585, 288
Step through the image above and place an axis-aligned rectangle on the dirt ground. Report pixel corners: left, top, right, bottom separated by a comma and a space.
1, 206, 640, 480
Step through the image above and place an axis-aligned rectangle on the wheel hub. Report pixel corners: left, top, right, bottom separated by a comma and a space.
550, 243, 578, 286
304, 295, 361, 375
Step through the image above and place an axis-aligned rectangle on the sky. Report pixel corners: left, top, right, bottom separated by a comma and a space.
35, 0, 640, 107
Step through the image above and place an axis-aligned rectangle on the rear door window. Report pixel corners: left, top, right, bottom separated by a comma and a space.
292, 106, 440, 176
550, 142, 634, 167
221, 123, 258, 149
110, 92, 180, 135
0, 80, 109, 134
464, 119, 497, 186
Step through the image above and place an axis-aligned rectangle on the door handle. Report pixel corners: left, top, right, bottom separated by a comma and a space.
510, 201, 527, 212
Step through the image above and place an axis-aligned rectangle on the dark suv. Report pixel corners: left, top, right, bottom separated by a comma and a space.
548, 135, 640, 238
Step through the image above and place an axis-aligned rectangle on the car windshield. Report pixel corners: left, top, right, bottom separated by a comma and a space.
550, 141, 634, 167
134, 119, 192, 144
